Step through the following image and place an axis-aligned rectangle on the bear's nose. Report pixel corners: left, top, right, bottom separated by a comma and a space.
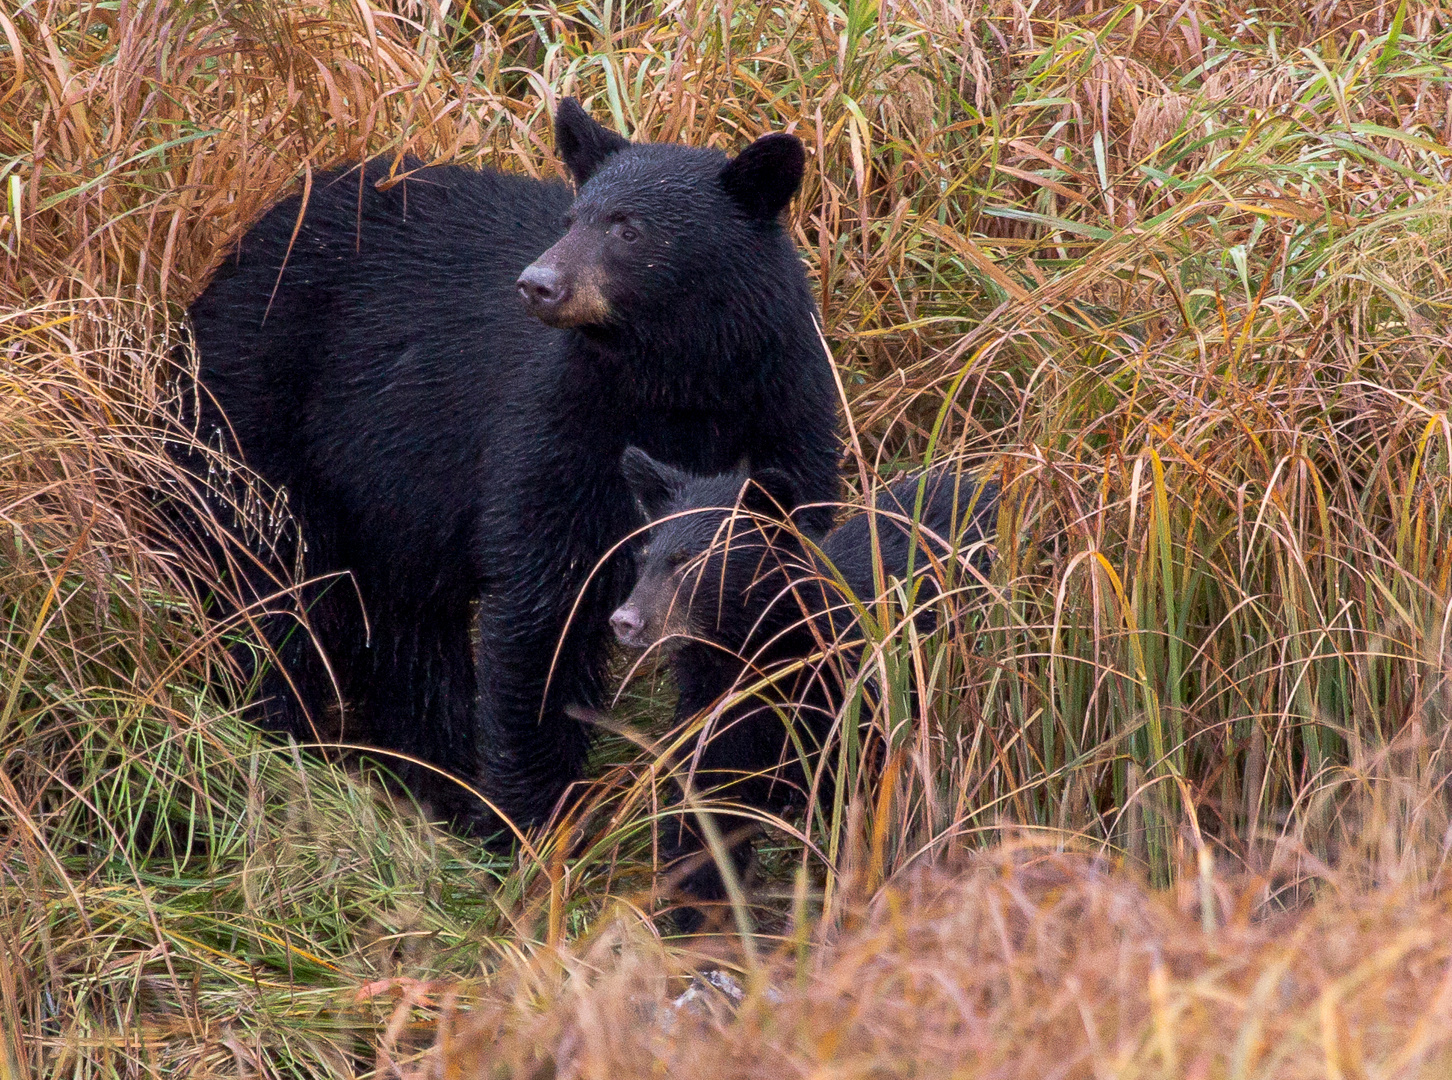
516, 264, 567, 314
610, 604, 645, 647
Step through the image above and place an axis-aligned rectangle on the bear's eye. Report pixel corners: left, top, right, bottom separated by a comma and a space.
610, 220, 641, 244
666, 550, 691, 569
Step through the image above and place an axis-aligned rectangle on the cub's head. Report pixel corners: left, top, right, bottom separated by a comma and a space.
516, 98, 807, 333
609, 447, 802, 655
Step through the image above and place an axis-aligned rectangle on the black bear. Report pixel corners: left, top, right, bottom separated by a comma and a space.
180, 99, 841, 829
611, 448, 997, 912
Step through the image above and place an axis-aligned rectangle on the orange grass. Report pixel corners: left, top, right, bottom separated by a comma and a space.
427, 847, 1452, 1079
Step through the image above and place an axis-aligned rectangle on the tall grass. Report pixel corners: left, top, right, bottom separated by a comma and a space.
432, 848, 1452, 1078
1, 0, 1449, 1075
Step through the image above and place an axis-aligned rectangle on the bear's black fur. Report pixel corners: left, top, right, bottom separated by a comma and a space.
612, 449, 997, 913
180, 99, 841, 828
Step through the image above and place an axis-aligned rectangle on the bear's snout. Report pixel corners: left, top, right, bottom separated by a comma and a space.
518, 228, 612, 328
516, 263, 568, 315
610, 603, 647, 647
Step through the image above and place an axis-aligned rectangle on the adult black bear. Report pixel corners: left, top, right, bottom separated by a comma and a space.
181, 99, 841, 829
611, 449, 996, 914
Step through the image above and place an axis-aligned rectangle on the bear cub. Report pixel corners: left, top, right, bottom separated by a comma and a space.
180, 99, 841, 831
612, 448, 997, 914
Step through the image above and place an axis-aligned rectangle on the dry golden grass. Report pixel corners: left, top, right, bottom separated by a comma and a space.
428, 847, 1452, 1079
0, 1, 521, 305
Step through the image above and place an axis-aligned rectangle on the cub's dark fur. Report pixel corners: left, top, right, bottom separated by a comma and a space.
612, 448, 996, 912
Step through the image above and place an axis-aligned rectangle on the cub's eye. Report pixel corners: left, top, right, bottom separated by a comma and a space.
610, 220, 640, 244
666, 550, 691, 569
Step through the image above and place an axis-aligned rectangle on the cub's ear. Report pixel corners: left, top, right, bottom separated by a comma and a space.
555, 97, 630, 186
621, 447, 688, 520
719, 132, 805, 220
739, 468, 800, 521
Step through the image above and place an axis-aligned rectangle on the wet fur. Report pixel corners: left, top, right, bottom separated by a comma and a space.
617, 450, 997, 912
178, 101, 841, 829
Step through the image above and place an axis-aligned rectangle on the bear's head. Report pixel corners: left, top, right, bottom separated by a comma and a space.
609, 447, 807, 656
516, 99, 807, 334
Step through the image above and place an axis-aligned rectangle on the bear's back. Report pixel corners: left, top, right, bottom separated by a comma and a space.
820, 470, 997, 606
191, 157, 574, 408
185, 159, 577, 585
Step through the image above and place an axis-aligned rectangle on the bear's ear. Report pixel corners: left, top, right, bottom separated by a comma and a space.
622, 447, 687, 520
555, 97, 631, 186
740, 468, 800, 521
719, 133, 806, 220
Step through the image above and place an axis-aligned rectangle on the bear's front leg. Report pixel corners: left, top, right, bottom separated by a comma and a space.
471, 556, 626, 833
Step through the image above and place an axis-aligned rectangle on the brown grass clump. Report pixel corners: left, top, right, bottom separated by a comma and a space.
426, 848, 1452, 1079
0, 0, 522, 306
